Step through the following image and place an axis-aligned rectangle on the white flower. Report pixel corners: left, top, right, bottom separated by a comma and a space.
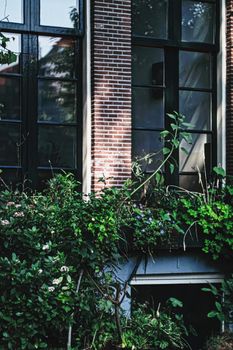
60, 266, 69, 272
14, 211, 24, 218
38, 269, 43, 274
52, 278, 61, 285
15, 204, 21, 208
42, 244, 49, 251
48, 286, 55, 292
1, 219, 10, 226
6, 201, 15, 207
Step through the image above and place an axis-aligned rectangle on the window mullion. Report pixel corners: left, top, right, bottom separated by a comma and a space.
165, 48, 179, 185
26, 34, 38, 188
168, 0, 181, 41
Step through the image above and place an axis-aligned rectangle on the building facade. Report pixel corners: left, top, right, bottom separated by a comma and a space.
0, 0, 232, 348
0, 0, 230, 192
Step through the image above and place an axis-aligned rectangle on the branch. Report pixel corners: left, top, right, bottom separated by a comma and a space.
67, 269, 84, 350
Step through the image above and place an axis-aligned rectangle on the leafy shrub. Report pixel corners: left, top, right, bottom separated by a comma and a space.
0, 173, 232, 348
204, 333, 233, 350
121, 299, 192, 350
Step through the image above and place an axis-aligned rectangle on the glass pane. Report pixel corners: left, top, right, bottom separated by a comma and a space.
38, 80, 76, 123
132, 0, 168, 39
182, 1, 215, 43
38, 36, 76, 78
133, 130, 163, 172
0, 169, 22, 188
133, 87, 164, 129
179, 133, 211, 172
0, 77, 20, 120
0, 0, 23, 24
40, 0, 79, 28
0, 124, 21, 166
0, 33, 21, 74
38, 126, 77, 168
132, 47, 164, 86
179, 51, 212, 89
179, 174, 203, 192
179, 91, 211, 130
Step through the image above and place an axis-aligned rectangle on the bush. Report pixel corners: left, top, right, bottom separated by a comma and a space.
0, 173, 232, 348
205, 333, 233, 350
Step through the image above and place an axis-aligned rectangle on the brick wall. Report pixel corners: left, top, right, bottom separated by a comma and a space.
92, 0, 132, 191
226, 0, 233, 176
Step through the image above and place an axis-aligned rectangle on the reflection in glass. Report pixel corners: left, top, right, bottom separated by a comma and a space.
40, 0, 79, 28
0, 169, 21, 188
0, 124, 21, 165
38, 80, 76, 123
179, 174, 202, 192
38, 126, 77, 168
179, 91, 211, 130
133, 130, 163, 172
182, 1, 215, 43
179, 133, 211, 172
38, 36, 76, 78
0, 77, 20, 120
0, 0, 23, 23
133, 87, 164, 129
132, 47, 164, 86
132, 0, 168, 39
0, 33, 21, 74
179, 51, 211, 89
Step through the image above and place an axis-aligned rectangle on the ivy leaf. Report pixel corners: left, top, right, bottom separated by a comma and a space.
182, 122, 194, 128
172, 139, 179, 148
169, 297, 183, 308
213, 166, 226, 177
169, 163, 175, 174
163, 147, 170, 155
207, 311, 218, 318
155, 172, 161, 183
171, 123, 179, 130
167, 113, 177, 120
215, 301, 222, 312
160, 130, 169, 138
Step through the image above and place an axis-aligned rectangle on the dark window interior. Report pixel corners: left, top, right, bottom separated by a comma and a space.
132, 0, 218, 189
132, 283, 221, 350
0, 0, 83, 189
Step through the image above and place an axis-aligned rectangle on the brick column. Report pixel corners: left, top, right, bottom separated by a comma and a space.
92, 0, 132, 191
226, 0, 233, 175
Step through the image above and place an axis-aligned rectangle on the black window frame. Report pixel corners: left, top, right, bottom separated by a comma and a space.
0, 0, 84, 188
132, 0, 220, 187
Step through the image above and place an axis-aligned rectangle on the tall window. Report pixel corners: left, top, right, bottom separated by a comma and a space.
0, 0, 83, 188
132, 0, 218, 190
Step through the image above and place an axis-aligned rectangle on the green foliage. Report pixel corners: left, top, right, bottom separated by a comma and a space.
0, 33, 17, 65
202, 275, 233, 324
0, 173, 199, 349
204, 333, 233, 350
121, 301, 191, 349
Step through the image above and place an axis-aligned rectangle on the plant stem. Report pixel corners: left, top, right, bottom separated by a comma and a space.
67, 269, 84, 350
130, 126, 179, 197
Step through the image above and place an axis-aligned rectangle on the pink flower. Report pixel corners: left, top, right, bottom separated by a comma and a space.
6, 202, 15, 207
1, 219, 10, 226
14, 212, 24, 218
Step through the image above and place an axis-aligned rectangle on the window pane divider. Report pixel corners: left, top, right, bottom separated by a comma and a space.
0, 165, 22, 169
37, 76, 78, 82
37, 122, 78, 127
0, 73, 22, 78
180, 129, 213, 134
133, 84, 165, 89
133, 127, 164, 132
179, 87, 212, 93
0, 120, 22, 124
